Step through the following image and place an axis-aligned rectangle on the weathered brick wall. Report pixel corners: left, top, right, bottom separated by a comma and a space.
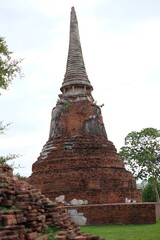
29, 100, 141, 204
66, 203, 160, 225
0, 164, 103, 240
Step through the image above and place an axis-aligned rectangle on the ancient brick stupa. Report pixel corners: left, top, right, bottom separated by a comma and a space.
29, 7, 141, 204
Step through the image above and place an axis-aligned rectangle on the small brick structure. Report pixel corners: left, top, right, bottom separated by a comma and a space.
0, 164, 103, 240
66, 202, 160, 225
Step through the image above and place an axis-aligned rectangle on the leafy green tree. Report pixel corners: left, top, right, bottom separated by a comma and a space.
142, 179, 160, 202
0, 121, 10, 134
0, 36, 22, 164
0, 36, 22, 91
0, 154, 19, 165
119, 128, 160, 202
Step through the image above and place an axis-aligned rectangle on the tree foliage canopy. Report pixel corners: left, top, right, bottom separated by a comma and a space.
0, 121, 10, 134
0, 154, 19, 165
119, 128, 160, 180
0, 36, 22, 91
142, 179, 160, 202
119, 127, 160, 201
0, 36, 22, 164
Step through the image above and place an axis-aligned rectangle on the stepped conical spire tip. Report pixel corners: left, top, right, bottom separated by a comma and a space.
71, 6, 75, 11
60, 6, 93, 94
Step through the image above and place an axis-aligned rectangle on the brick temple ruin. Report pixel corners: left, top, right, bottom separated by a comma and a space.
28, 7, 160, 225
0, 164, 104, 239
29, 7, 141, 205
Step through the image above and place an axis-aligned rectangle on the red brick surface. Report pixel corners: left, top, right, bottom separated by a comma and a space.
29, 100, 141, 204
28, 5, 141, 215
0, 164, 102, 240
66, 202, 160, 225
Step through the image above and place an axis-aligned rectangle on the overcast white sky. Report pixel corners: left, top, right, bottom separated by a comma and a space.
0, 0, 160, 177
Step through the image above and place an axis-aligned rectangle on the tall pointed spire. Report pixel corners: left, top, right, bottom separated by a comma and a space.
29, 7, 142, 207
60, 7, 93, 94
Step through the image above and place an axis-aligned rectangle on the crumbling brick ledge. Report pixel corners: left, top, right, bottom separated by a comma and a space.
0, 164, 104, 240
66, 202, 160, 225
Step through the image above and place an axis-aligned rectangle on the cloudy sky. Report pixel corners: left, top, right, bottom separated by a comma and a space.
0, 0, 160, 177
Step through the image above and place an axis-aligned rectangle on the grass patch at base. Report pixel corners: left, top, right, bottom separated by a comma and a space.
81, 220, 160, 240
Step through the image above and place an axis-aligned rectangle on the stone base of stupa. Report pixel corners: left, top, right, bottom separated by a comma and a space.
28, 134, 142, 204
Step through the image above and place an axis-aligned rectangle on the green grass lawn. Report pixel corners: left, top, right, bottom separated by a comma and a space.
81, 220, 160, 240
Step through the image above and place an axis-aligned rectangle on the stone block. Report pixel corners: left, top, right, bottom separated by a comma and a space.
0, 234, 19, 240
26, 232, 37, 239
74, 236, 87, 240
2, 215, 17, 225
55, 195, 65, 203
36, 234, 49, 240
57, 236, 69, 240
37, 215, 46, 222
